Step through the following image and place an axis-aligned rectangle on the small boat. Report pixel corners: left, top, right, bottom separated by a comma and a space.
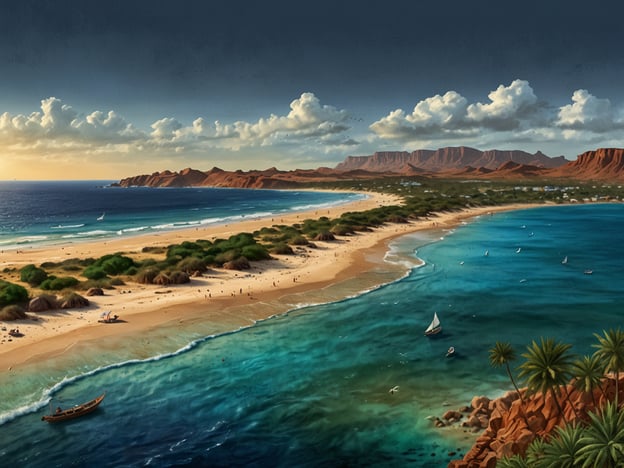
42, 393, 105, 423
97, 212, 105, 221
516, 247, 521, 253
98, 311, 120, 323
484, 250, 489, 257
584, 269, 593, 275
446, 346, 455, 357
561, 256, 568, 265
425, 312, 442, 336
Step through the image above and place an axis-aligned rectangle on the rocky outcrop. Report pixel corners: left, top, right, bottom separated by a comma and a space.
115, 166, 399, 189
549, 148, 624, 180
448, 375, 624, 467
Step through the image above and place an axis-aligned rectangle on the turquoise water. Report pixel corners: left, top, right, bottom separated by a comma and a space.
1, 203, 623, 467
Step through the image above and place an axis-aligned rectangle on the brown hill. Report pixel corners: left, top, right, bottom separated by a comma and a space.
547, 148, 624, 180
115, 167, 402, 189
336, 147, 568, 173
114, 147, 624, 188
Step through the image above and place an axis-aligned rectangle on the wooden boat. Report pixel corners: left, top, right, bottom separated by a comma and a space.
42, 393, 105, 423
425, 312, 442, 336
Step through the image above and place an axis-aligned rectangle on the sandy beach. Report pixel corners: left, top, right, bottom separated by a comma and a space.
0, 193, 538, 373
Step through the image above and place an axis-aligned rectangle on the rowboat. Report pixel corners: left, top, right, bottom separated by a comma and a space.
42, 393, 105, 423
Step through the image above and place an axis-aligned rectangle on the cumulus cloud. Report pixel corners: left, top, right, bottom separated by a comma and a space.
0, 97, 141, 144
466, 79, 538, 129
369, 91, 469, 139
370, 79, 623, 150
0, 92, 353, 160
196, 92, 351, 148
555, 89, 622, 132
370, 80, 541, 141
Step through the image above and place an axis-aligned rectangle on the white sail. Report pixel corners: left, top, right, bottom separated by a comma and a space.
425, 312, 441, 335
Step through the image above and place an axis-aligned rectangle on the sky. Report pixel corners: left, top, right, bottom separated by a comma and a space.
1, 0, 623, 180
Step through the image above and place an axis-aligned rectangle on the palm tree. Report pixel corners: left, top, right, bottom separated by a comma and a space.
525, 437, 547, 467
572, 354, 607, 409
497, 455, 531, 468
576, 401, 624, 467
490, 341, 528, 405
490, 341, 530, 428
541, 424, 584, 468
519, 337, 575, 422
593, 328, 624, 407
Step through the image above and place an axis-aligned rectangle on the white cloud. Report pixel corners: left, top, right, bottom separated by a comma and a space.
369, 91, 469, 139
556, 89, 621, 132
370, 80, 541, 141
466, 79, 538, 125
150, 117, 183, 139
369, 80, 624, 152
0, 92, 353, 157
0, 97, 142, 144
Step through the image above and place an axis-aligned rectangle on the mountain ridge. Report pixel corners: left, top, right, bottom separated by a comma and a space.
114, 147, 624, 188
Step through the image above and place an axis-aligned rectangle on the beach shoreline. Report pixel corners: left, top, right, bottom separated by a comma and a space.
0, 194, 540, 374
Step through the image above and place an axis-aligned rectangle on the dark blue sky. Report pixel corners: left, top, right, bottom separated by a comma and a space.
1, 0, 623, 179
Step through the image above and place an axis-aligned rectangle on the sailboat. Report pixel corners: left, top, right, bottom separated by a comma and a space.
97, 212, 105, 221
425, 312, 442, 336
561, 256, 568, 265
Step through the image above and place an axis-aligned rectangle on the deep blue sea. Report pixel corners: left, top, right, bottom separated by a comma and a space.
0, 181, 364, 250
1, 190, 624, 466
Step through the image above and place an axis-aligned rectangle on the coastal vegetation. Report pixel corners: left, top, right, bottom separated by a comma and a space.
462, 330, 624, 467
0, 176, 622, 316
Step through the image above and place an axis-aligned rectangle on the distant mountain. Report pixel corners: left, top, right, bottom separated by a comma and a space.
548, 148, 624, 180
114, 166, 400, 189
114, 147, 624, 188
335, 146, 568, 173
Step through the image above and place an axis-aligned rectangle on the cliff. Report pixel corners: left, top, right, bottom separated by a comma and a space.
114, 147, 624, 188
336, 147, 568, 173
115, 167, 401, 189
447, 375, 624, 467
547, 148, 624, 180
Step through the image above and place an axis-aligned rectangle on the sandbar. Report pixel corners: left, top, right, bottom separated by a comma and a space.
0, 192, 539, 374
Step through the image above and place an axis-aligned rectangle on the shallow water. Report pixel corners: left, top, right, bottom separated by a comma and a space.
1, 203, 623, 467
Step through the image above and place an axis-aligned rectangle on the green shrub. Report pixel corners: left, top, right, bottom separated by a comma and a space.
83, 266, 108, 280
0, 279, 29, 306
40, 276, 79, 291
177, 256, 207, 273
99, 254, 135, 275
240, 244, 271, 261
20, 264, 48, 286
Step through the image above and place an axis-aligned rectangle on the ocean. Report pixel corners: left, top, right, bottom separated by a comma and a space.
1, 187, 623, 467
0, 181, 365, 251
